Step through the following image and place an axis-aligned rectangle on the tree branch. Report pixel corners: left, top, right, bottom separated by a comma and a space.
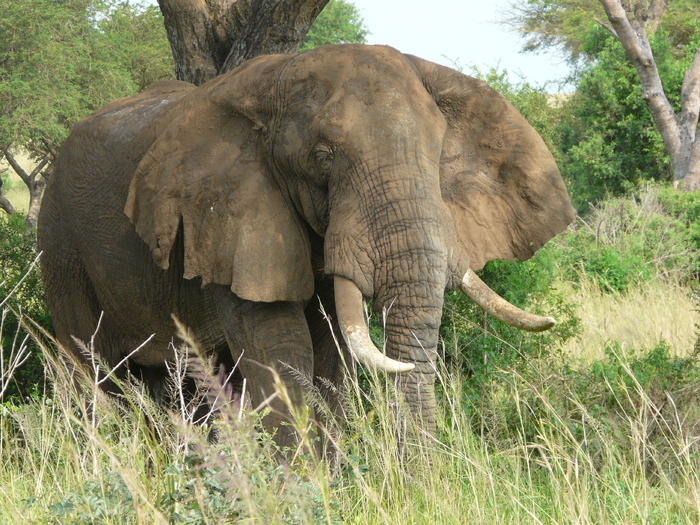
28, 154, 50, 184
0, 194, 16, 216
3, 149, 31, 187
40, 138, 58, 160
0, 167, 16, 216
594, 17, 619, 39
646, 0, 668, 35
599, 0, 681, 163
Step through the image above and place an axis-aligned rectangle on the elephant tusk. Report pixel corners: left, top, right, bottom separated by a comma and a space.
460, 269, 556, 332
333, 276, 415, 374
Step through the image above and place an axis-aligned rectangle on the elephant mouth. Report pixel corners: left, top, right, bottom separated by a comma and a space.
333, 270, 555, 373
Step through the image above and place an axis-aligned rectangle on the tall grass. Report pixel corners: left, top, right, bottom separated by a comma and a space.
560, 276, 699, 362
2, 297, 700, 524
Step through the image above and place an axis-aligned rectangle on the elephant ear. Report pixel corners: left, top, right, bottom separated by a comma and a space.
125, 54, 314, 303
405, 55, 574, 272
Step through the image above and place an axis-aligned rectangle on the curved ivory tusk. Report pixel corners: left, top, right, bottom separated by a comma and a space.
334, 276, 415, 374
460, 269, 556, 332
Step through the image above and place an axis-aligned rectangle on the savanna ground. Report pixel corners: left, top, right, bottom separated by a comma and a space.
2, 180, 700, 524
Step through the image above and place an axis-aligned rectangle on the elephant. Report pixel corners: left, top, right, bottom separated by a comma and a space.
37, 44, 574, 449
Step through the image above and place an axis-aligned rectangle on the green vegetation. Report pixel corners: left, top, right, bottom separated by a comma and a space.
0, 0, 172, 154
556, 26, 700, 207
0, 0, 174, 225
504, 0, 700, 65
300, 0, 368, 52
502, 0, 700, 203
0, 214, 51, 402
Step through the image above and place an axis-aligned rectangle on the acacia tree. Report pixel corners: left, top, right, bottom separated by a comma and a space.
506, 0, 700, 190
597, 1, 700, 189
0, 0, 173, 227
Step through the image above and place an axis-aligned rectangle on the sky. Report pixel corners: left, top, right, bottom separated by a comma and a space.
349, 0, 571, 91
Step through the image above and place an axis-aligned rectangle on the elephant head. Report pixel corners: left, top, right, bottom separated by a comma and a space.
124, 45, 574, 432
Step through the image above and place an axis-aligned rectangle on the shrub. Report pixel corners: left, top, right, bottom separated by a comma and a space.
439, 246, 582, 390
543, 185, 700, 294
0, 213, 51, 402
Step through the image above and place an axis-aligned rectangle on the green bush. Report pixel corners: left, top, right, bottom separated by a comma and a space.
0, 213, 51, 402
555, 27, 698, 210
658, 185, 700, 253
560, 187, 700, 290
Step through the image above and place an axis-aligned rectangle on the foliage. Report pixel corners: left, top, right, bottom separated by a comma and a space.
658, 188, 700, 271
93, 1, 174, 92
503, 0, 700, 64
555, 28, 698, 208
0, 214, 51, 402
300, 0, 368, 52
0, 0, 172, 159
556, 186, 700, 290
440, 252, 581, 387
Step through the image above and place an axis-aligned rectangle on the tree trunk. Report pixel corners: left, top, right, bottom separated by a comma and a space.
3, 149, 50, 228
0, 168, 16, 216
25, 179, 47, 228
598, 0, 700, 190
158, 0, 329, 85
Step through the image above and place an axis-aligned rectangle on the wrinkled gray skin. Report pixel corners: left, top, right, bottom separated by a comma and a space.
38, 45, 574, 449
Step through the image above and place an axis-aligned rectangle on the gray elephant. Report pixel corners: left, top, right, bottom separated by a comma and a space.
38, 44, 574, 448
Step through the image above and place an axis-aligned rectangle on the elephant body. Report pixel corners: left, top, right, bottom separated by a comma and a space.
41, 82, 220, 364
38, 45, 574, 447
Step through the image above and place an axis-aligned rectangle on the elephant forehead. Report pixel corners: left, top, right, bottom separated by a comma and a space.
287, 46, 434, 108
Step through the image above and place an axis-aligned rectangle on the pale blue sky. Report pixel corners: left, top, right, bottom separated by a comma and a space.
350, 0, 571, 91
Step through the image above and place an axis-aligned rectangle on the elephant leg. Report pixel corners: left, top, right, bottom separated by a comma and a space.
40, 240, 126, 396
209, 285, 316, 454
41, 243, 100, 361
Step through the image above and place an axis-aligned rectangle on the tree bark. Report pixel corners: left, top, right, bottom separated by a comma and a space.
0, 169, 16, 216
599, 0, 700, 190
3, 149, 50, 228
0, 194, 15, 216
158, 0, 329, 85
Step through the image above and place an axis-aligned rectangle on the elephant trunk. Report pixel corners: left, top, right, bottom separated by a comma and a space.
370, 197, 449, 433
379, 279, 445, 433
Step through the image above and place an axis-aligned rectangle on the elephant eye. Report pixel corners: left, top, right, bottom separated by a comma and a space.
312, 144, 334, 172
